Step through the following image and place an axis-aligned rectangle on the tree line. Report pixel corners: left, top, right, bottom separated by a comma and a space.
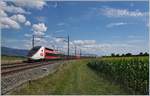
109, 52, 149, 57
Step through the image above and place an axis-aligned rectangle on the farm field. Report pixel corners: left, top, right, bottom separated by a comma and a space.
1, 55, 26, 64
10, 56, 149, 95
10, 59, 129, 95
88, 56, 149, 95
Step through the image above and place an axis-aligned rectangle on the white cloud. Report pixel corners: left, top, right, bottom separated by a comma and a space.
100, 7, 146, 17
70, 39, 147, 55
29, 23, 48, 47
106, 22, 127, 28
54, 38, 65, 43
10, 14, 26, 23
5, 5, 29, 14
13, 0, 47, 9
0, 0, 47, 30
79, 43, 135, 54
25, 21, 31, 26
73, 40, 96, 45
0, 1, 32, 29
34, 31, 45, 35
32, 23, 47, 35
0, 17, 20, 29
0, 1, 29, 14
0, 9, 7, 17
126, 40, 144, 44
0, 14, 27, 29
24, 33, 32, 37
32, 23, 47, 32
80, 43, 110, 52
34, 38, 42, 41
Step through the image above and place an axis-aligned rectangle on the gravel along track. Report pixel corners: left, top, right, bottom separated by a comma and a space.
1, 61, 65, 95
1, 61, 59, 76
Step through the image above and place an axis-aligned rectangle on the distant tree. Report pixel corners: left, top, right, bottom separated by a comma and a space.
143, 52, 149, 56
111, 53, 115, 57
116, 54, 120, 57
121, 54, 125, 57
125, 53, 132, 56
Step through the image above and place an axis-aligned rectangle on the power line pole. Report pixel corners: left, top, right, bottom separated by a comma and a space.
80, 49, 82, 57
32, 34, 44, 48
67, 35, 69, 58
32, 35, 34, 48
75, 45, 77, 56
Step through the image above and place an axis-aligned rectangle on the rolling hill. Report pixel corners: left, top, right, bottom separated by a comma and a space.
1, 46, 29, 57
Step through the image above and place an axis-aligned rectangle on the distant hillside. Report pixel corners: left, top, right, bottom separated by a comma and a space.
1, 46, 29, 57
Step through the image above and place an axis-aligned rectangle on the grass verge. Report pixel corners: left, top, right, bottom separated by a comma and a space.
1, 55, 26, 64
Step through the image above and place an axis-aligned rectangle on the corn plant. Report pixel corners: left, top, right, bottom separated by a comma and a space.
87, 56, 149, 95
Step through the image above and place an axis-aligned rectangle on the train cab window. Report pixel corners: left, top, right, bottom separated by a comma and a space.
45, 48, 53, 51
28, 46, 41, 56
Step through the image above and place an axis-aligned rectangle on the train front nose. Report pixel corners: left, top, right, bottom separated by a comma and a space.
27, 46, 41, 60
27, 46, 44, 61
27, 52, 34, 61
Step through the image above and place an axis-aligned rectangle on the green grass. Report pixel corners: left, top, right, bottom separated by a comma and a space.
1, 55, 26, 64
10, 59, 129, 95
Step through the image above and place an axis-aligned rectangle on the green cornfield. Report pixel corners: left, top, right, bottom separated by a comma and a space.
87, 56, 149, 95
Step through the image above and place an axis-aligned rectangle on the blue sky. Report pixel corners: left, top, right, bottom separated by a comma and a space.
1, 1, 149, 56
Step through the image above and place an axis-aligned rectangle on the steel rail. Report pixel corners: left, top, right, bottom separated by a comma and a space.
1, 61, 58, 76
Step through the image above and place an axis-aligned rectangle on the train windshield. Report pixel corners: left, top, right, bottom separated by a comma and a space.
28, 46, 41, 56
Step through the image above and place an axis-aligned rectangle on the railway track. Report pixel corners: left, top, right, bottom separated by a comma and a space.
1, 63, 29, 69
1, 61, 60, 76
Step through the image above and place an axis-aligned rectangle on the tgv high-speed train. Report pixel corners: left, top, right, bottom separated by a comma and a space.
27, 46, 79, 61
